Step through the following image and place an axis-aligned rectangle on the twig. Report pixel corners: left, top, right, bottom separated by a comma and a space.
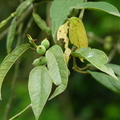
87, 32, 104, 44
108, 39, 120, 62
0, 5, 33, 41
9, 104, 32, 120
79, 0, 87, 19
22, 17, 34, 42
79, 9, 85, 20
72, 57, 89, 74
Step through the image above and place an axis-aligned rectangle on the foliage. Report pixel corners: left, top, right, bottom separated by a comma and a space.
0, 0, 120, 120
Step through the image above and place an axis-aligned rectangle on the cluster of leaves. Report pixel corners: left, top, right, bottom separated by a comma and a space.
0, 0, 120, 120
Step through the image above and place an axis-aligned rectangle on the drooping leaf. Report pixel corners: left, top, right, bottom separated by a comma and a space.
72, 2, 120, 17
57, 21, 71, 63
28, 66, 52, 120
16, 0, 35, 18
69, 17, 88, 49
0, 43, 30, 99
106, 63, 120, 77
46, 45, 68, 100
72, 47, 118, 80
50, 0, 84, 41
89, 71, 120, 94
6, 17, 17, 53
33, 12, 51, 35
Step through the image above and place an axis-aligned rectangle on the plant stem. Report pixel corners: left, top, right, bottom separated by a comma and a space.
72, 57, 89, 74
79, 0, 87, 19
0, 5, 33, 41
9, 104, 32, 120
27, 34, 37, 48
79, 9, 85, 20
87, 32, 104, 44
22, 17, 34, 42
108, 39, 120, 62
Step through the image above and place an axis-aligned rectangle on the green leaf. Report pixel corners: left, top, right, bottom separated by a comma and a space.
106, 63, 120, 77
46, 45, 68, 100
33, 12, 51, 35
16, 0, 35, 18
89, 71, 120, 94
6, 17, 17, 53
73, 2, 120, 17
69, 17, 88, 49
72, 47, 118, 80
28, 66, 52, 120
50, 0, 84, 41
0, 43, 30, 100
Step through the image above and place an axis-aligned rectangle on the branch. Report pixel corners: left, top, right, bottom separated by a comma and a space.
0, 5, 33, 41
108, 39, 120, 62
9, 104, 32, 120
72, 57, 89, 74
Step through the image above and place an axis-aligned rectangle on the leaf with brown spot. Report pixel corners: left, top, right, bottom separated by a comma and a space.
69, 17, 88, 49
57, 22, 71, 63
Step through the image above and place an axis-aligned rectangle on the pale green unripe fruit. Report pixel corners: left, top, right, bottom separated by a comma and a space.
32, 58, 41, 66
32, 56, 47, 66
36, 45, 46, 55
39, 56, 47, 65
41, 39, 50, 49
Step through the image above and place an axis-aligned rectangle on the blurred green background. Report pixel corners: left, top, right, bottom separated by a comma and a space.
0, 0, 120, 120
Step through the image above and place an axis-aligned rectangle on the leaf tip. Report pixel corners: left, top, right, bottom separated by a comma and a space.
114, 75, 119, 81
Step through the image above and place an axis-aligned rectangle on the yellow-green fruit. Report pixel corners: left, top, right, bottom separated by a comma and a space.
41, 39, 50, 49
39, 56, 47, 65
32, 58, 41, 66
32, 56, 47, 66
36, 45, 46, 55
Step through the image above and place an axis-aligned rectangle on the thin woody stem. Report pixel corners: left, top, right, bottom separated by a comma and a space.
9, 104, 32, 120
79, 0, 87, 19
72, 57, 89, 74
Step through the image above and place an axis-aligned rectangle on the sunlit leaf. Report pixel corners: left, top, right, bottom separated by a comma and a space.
72, 2, 120, 17
50, 0, 84, 41
0, 43, 30, 99
33, 12, 51, 35
28, 66, 52, 120
89, 71, 120, 94
57, 21, 71, 63
72, 47, 118, 80
69, 17, 88, 49
6, 17, 17, 53
46, 45, 68, 100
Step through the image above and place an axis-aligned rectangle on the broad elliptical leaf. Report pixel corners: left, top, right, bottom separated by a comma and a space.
46, 45, 69, 100
28, 66, 52, 120
72, 47, 118, 80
